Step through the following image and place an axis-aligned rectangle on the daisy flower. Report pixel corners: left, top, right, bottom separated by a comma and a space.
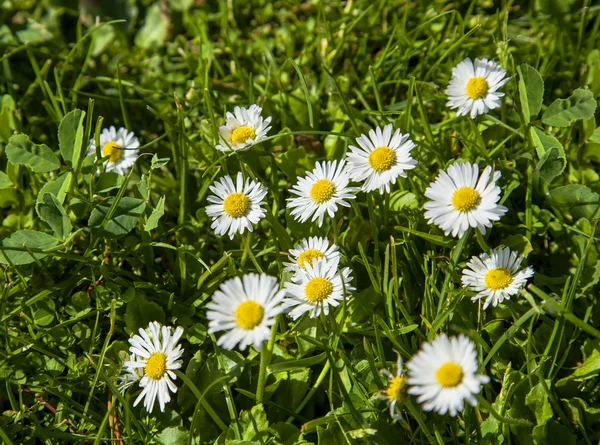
407, 334, 489, 417
462, 247, 534, 309
283, 257, 354, 319
376, 352, 407, 420
287, 160, 359, 227
445, 58, 509, 118
284, 236, 341, 280
123, 321, 184, 413
206, 172, 268, 239
346, 124, 418, 194
215, 104, 272, 152
88, 126, 140, 175
206, 273, 285, 351
423, 162, 508, 238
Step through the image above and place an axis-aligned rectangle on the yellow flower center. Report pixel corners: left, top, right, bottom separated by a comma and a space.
466, 77, 489, 100
435, 362, 463, 388
102, 141, 123, 163
235, 300, 265, 330
223, 193, 250, 217
305, 277, 333, 303
297, 249, 324, 268
145, 352, 167, 381
484, 267, 512, 290
451, 186, 481, 212
368, 146, 397, 172
386, 376, 408, 401
310, 179, 336, 203
231, 126, 256, 146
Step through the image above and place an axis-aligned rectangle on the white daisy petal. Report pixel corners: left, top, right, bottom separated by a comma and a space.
283, 257, 354, 319
346, 124, 418, 194
121, 321, 184, 413
445, 58, 509, 118
206, 273, 285, 351
215, 104, 271, 152
424, 162, 508, 238
283, 236, 341, 281
87, 126, 140, 175
462, 247, 534, 309
287, 160, 359, 227
407, 334, 489, 417
206, 172, 268, 239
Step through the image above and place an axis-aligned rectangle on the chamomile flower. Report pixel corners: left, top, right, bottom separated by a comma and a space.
206, 273, 285, 351
123, 321, 184, 413
87, 126, 140, 175
423, 163, 508, 238
215, 104, 272, 152
376, 352, 407, 420
283, 257, 354, 319
287, 160, 359, 227
407, 334, 489, 417
284, 237, 341, 280
462, 247, 534, 309
346, 124, 417, 194
206, 172, 268, 239
446, 58, 509, 118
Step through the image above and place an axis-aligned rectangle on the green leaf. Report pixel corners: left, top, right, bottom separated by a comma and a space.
0, 230, 58, 265
5, 134, 60, 172
589, 127, 600, 143
15, 19, 53, 44
533, 146, 566, 187
518, 64, 544, 122
137, 174, 149, 200
135, 4, 168, 49
548, 184, 600, 220
238, 404, 269, 441
157, 426, 188, 445
37, 193, 72, 240
33, 307, 54, 327
36, 172, 72, 215
389, 190, 419, 211
525, 381, 553, 425
532, 420, 576, 445
501, 234, 533, 256
0, 171, 14, 189
124, 296, 165, 332
185, 324, 207, 346
542, 88, 597, 127
530, 126, 564, 159
96, 172, 124, 193
151, 155, 170, 170
145, 196, 165, 232
58, 109, 85, 168
88, 197, 146, 238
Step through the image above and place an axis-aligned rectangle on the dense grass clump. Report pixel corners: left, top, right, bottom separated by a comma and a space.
0, 1, 599, 444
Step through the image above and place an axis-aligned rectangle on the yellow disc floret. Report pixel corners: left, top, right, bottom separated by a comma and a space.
435, 362, 463, 388
386, 376, 408, 401
102, 141, 123, 163
305, 277, 333, 303
145, 352, 167, 380
466, 77, 489, 100
310, 179, 336, 204
297, 249, 324, 268
223, 193, 250, 217
235, 300, 265, 330
231, 126, 256, 146
484, 267, 512, 290
368, 146, 397, 172
452, 186, 481, 212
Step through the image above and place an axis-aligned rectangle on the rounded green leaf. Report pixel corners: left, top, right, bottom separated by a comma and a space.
5, 134, 60, 172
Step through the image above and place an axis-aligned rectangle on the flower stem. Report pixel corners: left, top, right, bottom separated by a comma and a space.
256, 315, 279, 405
476, 394, 533, 428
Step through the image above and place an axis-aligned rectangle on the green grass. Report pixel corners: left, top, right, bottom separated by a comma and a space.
1, 0, 600, 444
